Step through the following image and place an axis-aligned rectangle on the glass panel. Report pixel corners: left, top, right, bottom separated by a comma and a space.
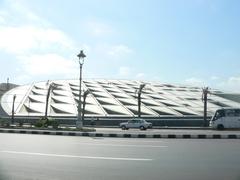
226, 110, 235, 117
234, 109, 240, 116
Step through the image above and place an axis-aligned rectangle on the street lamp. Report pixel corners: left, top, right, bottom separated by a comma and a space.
11, 94, 16, 124
76, 50, 86, 129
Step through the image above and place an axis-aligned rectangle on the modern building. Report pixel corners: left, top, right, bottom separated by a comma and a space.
1, 79, 240, 122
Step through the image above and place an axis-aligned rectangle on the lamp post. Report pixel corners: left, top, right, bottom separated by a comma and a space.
11, 94, 16, 124
136, 84, 146, 118
76, 50, 86, 129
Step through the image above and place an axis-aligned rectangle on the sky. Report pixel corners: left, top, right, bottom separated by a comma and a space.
0, 0, 240, 93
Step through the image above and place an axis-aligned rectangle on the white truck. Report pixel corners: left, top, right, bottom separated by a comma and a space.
210, 108, 240, 130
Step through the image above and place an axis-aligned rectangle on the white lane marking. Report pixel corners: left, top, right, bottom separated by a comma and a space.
0, 151, 152, 161
91, 138, 165, 143
74, 143, 168, 148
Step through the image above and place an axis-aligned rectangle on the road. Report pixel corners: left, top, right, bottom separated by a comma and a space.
0, 133, 240, 180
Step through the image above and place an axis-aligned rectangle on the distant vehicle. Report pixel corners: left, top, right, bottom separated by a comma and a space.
120, 118, 152, 130
210, 108, 240, 130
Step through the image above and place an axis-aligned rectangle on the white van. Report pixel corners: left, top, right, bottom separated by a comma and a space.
210, 108, 240, 130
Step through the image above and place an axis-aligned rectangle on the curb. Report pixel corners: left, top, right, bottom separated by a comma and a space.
0, 129, 240, 139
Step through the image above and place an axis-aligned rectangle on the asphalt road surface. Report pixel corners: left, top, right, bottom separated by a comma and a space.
0, 133, 240, 180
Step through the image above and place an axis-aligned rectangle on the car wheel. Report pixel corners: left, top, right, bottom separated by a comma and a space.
217, 124, 224, 130
121, 125, 126, 130
140, 126, 146, 130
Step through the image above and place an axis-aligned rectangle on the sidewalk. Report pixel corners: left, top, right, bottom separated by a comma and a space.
0, 127, 240, 139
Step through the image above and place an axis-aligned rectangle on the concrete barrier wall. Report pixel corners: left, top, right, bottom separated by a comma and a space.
1, 116, 211, 127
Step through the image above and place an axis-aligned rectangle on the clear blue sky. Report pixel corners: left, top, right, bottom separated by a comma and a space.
0, 0, 240, 92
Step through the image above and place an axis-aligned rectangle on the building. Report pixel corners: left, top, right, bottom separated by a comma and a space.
1, 79, 240, 126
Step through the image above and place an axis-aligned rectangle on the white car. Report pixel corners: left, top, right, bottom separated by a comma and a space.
120, 118, 152, 130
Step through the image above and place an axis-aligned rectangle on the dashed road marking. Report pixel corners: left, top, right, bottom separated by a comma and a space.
0, 151, 153, 161
73, 143, 168, 148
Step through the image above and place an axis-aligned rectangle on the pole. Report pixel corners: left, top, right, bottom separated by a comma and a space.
82, 99, 86, 122
7, 78, 9, 90
202, 87, 209, 127
11, 94, 16, 124
137, 84, 146, 118
45, 84, 52, 119
204, 92, 207, 126
76, 50, 86, 129
82, 90, 88, 122
77, 64, 83, 128
45, 83, 58, 125
138, 92, 141, 118
82, 90, 90, 124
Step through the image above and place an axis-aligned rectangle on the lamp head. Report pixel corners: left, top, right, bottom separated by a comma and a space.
77, 50, 86, 65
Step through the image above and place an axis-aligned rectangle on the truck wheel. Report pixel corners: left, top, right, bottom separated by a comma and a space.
217, 124, 224, 130
121, 125, 126, 130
